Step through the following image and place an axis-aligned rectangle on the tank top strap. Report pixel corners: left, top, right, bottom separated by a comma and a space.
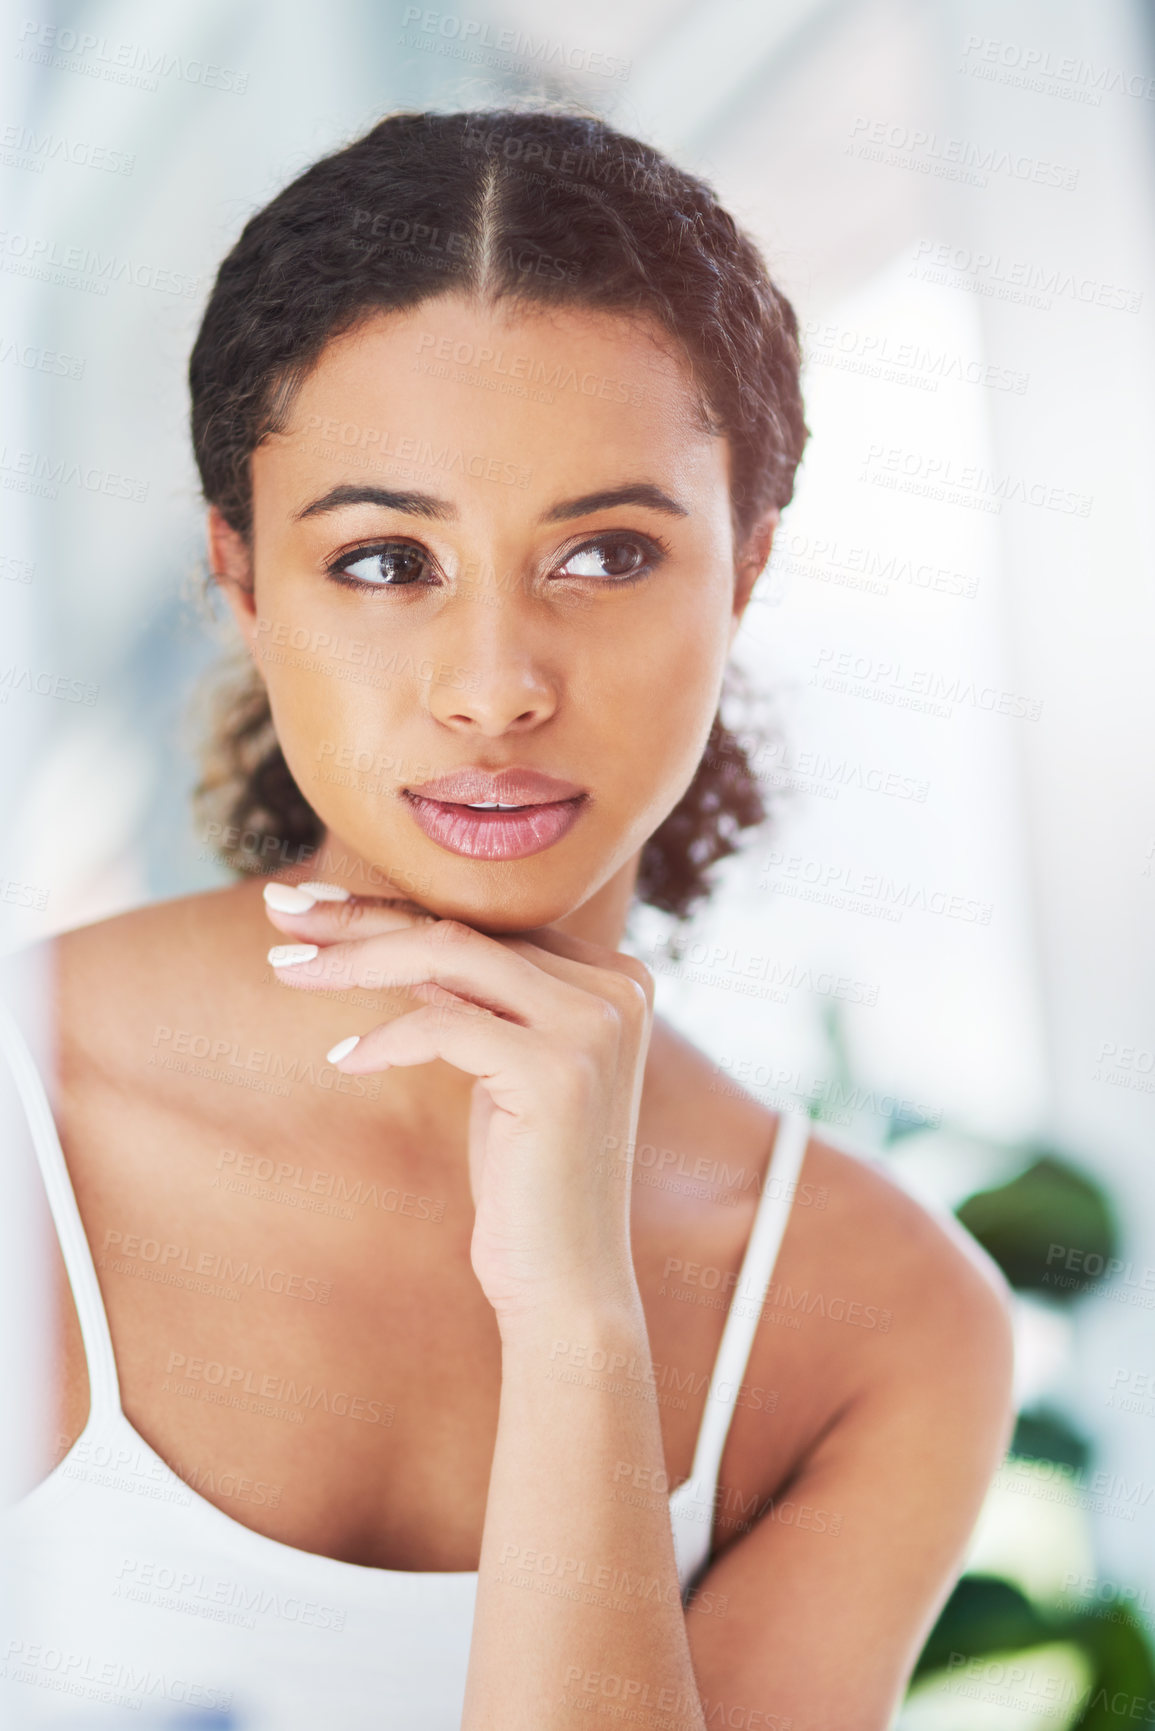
0, 998, 121, 1418
685, 1108, 809, 1492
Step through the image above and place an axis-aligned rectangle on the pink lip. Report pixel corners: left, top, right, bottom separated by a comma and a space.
405, 767, 586, 805
401, 766, 588, 861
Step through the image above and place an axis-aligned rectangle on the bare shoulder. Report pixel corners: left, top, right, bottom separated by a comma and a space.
642, 1020, 1014, 1431
647, 1017, 1014, 1337
48, 878, 263, 1067
793, 1125, 1017, 1441
0, 882, 244, 1067
675, 1106, 1019, 1723
52, 877, 257, 975
804, 1127, 1015, 1322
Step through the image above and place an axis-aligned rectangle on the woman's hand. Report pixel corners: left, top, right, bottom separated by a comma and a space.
262, 885, 654, 1329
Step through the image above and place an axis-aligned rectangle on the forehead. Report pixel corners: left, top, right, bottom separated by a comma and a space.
253, 292, 731, 521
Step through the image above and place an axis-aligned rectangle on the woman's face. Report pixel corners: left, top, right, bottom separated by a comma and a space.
214, 292, 774, 932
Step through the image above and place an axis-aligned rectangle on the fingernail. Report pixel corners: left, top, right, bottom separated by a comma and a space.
326, 1035, 361, 1065
268, 944, 319, 967
263, 882, 317, 914
298, 881, 351, 901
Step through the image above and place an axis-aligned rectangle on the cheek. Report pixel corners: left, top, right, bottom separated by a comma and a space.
260, 652, 403, 804
588, 604, 730, 811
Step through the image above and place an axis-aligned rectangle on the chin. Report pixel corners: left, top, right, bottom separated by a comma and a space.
400, 870, 592, 935
319, 823, 595, 934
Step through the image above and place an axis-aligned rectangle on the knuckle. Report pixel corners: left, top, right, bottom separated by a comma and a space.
621, 957, 655, 1004
420, 998, 458, 1031
436, 998, 492, 1032
601, 969, 652, 1020
428, 917, 474, 950
576, 994, 623, 1045
330, 898, 365, 932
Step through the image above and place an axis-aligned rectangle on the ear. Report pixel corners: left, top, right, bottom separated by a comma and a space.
729, 510, 779, 641
207, 506, 259, 655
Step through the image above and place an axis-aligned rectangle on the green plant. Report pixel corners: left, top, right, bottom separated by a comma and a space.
914, 1574, 1155, 1730
807, 1001, 1155, 1720
956, 1156, 1118, 1299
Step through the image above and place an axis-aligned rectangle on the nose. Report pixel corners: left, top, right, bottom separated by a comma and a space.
425, 584, 560, 736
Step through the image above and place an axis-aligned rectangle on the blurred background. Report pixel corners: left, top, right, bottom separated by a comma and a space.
1, 0, 1154, 1724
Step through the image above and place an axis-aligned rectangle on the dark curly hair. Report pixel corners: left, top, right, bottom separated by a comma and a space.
189, 106, 808, 919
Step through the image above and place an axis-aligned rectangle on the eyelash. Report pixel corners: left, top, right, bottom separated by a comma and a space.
322, 530, 672, 593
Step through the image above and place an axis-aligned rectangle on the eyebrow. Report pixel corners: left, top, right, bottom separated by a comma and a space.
294, 484, 451, 522
292, 481, 690, 523
541, 484, 690, 522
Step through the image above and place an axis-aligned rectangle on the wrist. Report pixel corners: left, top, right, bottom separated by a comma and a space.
495, 1284, 648, 1361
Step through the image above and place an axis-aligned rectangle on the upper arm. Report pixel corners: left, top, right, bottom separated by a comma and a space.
682, 1199, 1016, 1731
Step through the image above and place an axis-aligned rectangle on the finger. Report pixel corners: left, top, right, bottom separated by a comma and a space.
260, 889, 627, 1006
268, 917, 584, 1027
502, 927, 655, 1017
328, 1003, 570, 1122
261, 888, 626, 996
262, 882, 436, 944
262, 881, 652, 1018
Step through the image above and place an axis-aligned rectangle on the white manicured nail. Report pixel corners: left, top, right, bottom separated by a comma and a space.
263, 882, 317, 913
268, 944, 319, 967
299, 881, 351, 901
326, 1035, 361, 1065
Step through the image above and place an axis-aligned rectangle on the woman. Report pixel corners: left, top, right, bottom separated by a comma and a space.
2, 109, 1014, 1729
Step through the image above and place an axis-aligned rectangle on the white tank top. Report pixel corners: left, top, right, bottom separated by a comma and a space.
0, 1000, 808, 1730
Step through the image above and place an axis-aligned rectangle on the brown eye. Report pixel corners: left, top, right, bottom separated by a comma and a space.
555, 535, 660, 581
329, 542, 432, 588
